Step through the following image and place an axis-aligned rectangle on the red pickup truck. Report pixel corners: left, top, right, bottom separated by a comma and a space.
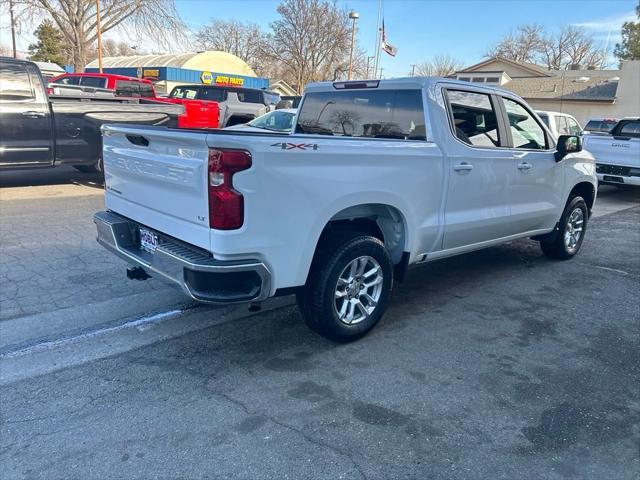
50, 73, 219, 129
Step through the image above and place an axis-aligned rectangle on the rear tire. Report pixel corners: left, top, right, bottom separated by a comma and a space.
540, 196, 588, 260
298, 232, 393, 342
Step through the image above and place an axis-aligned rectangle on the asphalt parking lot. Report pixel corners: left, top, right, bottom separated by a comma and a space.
1, 167, 639, 479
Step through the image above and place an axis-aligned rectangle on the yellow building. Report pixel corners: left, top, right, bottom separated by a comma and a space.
85, 51, 268, 95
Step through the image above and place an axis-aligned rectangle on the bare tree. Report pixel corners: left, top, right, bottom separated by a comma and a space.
101, 37, 137, 57
195, 20, 270, 76
539, 26, 608, 70
416, 54, 463, 77
486, 24, 545, 63
3, 0, 185, 71
488, 24, 608, 70
267, 0, 352, 93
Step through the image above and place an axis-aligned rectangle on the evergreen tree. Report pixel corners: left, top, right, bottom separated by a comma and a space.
27, 20, 69, 66
614, 3, 640, 64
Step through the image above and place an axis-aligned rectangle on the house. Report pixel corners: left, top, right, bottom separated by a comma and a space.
453, 56, 640, 126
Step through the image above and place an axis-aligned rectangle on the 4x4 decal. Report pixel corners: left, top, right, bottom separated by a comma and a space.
271, 142, 319, 150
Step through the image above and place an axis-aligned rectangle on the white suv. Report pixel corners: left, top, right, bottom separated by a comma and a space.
536, 111, 582, 139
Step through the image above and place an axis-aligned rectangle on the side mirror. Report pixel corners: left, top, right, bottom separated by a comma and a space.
555, 135, 582, 162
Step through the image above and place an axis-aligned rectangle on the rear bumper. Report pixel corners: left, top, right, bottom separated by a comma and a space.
597, 173, 640, 186
93, 211, 271, 304
596, 164, 640, 186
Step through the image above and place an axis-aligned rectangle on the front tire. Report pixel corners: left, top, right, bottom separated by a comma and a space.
540, 196, 589, 260
299, 232, 393, 342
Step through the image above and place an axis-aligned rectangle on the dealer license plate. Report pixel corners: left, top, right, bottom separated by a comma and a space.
139, 228, 158, 253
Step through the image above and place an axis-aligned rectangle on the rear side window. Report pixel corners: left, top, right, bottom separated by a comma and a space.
115, 80, 141, 97
445, 90, 500, 147
296, 89, 426, 140
619, 121, 640, 138
0, 64, 34, 101
237, 90, 262, 103
200, 88, 226, 102
139, 83, 155, 98
80, 76, 107, 88
502, 97, 547, 149
55, 76, 80, 85
566, 117, 582, 135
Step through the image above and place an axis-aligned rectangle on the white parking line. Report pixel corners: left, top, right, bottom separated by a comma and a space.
1, 309, 184, 359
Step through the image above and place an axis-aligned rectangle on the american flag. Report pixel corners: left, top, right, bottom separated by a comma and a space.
381, 20, 398, 57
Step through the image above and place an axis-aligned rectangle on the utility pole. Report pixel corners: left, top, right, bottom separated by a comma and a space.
378, 67, 384, 79
96, 0, 103, 73
348, 11, 359, 80
9, 0, 17, 58
410, 64, 417, 76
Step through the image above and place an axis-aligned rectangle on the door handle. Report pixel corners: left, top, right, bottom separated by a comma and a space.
453, 162, 474, 172
22, 111, 46, 118
517, 162, 533, 171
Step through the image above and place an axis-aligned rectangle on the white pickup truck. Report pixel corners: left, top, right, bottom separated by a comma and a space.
582, 118, 640, 187
94, 78, 597, 341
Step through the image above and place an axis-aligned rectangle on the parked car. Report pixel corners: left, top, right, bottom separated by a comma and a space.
224, 108, 297, 133
94, 77, 597, 341
582, 117, 619, 135
0, 57, 183, 173
535, 110, 582, 138
167, 85, 280, 127
50, 72, 157, 98
583, 117, 640, 187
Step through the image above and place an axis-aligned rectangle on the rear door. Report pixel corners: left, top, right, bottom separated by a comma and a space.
500, 96, 563, 233
441, 88, 515, 250
0, 61, 53, 167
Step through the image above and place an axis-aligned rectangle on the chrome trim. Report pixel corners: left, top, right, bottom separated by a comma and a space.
0, 147, 50, 152
93, 210, 271, 304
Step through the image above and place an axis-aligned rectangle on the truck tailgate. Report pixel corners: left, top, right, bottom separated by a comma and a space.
583, 134, 640, 168
102, 124, 211, 249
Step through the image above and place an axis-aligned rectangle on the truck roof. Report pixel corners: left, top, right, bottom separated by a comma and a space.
304, 76, 524, 99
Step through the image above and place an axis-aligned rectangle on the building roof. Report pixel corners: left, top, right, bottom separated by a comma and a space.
85, 51, 257, 77
505, 76, 619, 102
458, 56, 553, 77
455, 56, 621, 103
33, 61, 65, 73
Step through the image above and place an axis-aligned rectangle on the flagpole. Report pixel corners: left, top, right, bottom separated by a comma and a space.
373, 0, 382, 79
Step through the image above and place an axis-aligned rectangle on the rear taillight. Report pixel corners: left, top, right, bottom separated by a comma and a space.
208, 148, 252, 230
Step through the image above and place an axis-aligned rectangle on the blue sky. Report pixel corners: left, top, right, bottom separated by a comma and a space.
2, 0, 637, 76
177, 0, 637, 76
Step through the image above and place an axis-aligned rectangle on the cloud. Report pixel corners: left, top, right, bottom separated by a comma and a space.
572, 12, 636, 33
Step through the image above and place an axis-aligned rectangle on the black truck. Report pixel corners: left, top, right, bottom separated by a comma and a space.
0, 57, 183, 173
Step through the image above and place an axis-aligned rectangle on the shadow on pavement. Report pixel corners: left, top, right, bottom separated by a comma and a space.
0, 166, 103, 189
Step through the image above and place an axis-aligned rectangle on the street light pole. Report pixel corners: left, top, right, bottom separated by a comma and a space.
348, 11, 359, 80
9, 0, 17, 58
96, 0, 103, 73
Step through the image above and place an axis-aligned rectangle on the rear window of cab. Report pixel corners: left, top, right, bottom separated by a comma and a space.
295, 89, 426, 140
